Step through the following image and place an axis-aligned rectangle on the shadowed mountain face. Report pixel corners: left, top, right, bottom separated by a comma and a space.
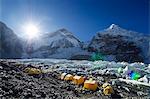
88, 24, 150, 63
88, 34, 144, 62
0, 22, 23, 58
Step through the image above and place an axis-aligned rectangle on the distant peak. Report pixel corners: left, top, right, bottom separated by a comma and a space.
108, 24, 120, 30
58, 28, 68, 32
55, 28, 73, 35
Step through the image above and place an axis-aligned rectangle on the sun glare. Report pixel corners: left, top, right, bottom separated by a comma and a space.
24, 23, 39, 39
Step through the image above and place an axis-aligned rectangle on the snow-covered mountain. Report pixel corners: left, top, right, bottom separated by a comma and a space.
23, 28, 85, 58
1, 21, 149, 63
0, 21, 23, 58
88, 24, 150, 63
43, 28, 81, 48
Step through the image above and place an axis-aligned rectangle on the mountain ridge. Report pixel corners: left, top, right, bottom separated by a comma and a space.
0, 21, 149, 63
88, 24, 150, 63
0, 21, 23, 58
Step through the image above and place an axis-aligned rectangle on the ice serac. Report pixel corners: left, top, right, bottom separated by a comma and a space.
0, 21, 23, 58
24, 28, 84, 58
88, 24, 150, 63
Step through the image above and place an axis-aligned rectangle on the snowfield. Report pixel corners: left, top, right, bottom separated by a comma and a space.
9, 59, 150, 85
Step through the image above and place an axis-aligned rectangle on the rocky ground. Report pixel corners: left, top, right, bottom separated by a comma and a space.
0, 59, 150, 99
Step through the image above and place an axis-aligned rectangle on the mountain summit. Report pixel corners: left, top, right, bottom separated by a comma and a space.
39, 28, 81, 48
88, 24, 150, 63
108, 24, 121, 30
23, 28, 83, 58
54, 28, 73, 36
96, 24, 148, 38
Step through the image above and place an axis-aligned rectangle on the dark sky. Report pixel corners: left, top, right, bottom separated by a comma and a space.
0, 0, 149, 41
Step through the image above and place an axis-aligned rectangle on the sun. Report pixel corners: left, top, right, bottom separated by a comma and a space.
24, 23, 39, 39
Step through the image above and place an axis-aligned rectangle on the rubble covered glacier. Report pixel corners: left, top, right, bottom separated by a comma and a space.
0, 59, 150, 98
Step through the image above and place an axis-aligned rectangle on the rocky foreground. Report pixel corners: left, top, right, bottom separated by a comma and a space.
0, 59, 150, 99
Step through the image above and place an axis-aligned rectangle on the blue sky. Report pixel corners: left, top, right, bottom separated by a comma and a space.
0, 0, 149, 41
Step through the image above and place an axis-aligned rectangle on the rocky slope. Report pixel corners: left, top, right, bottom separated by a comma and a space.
0, 60, 79, 99
0, 21, 23, 58
1, 59, 150, 98
88, 24, 150, 63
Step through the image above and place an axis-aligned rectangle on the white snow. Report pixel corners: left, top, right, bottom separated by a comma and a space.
123, 66, 129, 75
108, 24, 120, 30
138, 75, 149, 83
119, 78, 150, 87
